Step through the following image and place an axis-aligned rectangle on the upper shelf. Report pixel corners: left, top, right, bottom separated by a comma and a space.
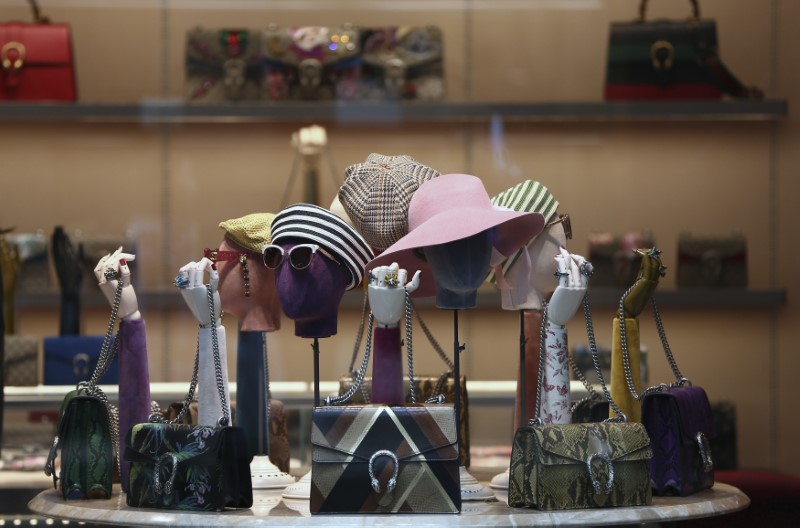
0, 100, 788, 124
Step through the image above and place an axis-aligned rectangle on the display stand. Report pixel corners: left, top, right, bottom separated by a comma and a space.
28, 483, 749, 527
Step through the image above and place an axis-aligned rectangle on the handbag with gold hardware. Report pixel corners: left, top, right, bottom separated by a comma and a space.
604, 0, 761, 100
508, 298, 653, 510
0, 0, 76, 101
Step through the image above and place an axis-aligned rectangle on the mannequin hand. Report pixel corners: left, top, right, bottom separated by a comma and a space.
548, 248, 591, 326
94, 246, 140, 320
622, 247, 665, 318
368, 262, 421, 327
175, 258, 221, 327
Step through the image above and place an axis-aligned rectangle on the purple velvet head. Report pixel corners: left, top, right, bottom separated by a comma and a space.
274, 241, 350, 337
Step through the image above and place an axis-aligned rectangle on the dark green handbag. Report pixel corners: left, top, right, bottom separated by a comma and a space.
508, 298, 653, 510
45, 387, 115, 499
43, 273, 122, 500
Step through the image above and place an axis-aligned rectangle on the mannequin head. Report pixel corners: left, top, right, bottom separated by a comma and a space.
496, 217, 569, 310
215, 237, 282, 332
269, 203, 373, 338
272, 239, 350, 337
422, 229, 494, 309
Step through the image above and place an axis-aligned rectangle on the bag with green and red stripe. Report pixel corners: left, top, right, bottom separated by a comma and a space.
604, 0, 762, 101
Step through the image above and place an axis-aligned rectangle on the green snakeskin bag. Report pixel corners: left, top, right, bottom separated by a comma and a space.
43, 273, 122, 500
508, 297, 653, 510
44, 388, 114, 500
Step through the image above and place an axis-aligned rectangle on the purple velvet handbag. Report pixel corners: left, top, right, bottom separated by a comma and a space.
618, 276, 716, 497
641, 385, 715, 496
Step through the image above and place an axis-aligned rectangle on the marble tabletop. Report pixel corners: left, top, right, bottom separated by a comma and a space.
29, 483, 749, 527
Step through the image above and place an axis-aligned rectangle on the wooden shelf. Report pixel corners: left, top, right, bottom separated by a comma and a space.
0, 100, 788, 124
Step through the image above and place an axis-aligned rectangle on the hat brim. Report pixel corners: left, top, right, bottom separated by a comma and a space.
367, 207, 544, 297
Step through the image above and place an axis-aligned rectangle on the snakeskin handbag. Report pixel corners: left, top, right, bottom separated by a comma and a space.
311, 292, 460, 514
618, 278, 716, 496
43, 271, 123, 500
508, 298, 653, 510
125, 285, 252, 511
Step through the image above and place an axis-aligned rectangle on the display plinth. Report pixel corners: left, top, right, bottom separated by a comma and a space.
28, 483, 749, 527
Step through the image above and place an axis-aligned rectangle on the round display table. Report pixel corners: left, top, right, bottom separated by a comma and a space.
29, 483, 748, 527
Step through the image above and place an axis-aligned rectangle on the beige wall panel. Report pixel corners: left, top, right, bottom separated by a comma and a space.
469, 7, 607, 101
467, 122, 772, 288
166, 2, 465, 101
0, 124, 164, 288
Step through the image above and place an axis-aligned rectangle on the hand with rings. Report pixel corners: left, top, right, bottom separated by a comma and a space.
547, 247, 591, 326
622, 247, 665, 318
368, 262, 421, 327
94, 246, 140, 320
175, 257, 221, 327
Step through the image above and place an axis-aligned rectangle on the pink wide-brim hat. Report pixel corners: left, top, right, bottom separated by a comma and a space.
367, 173, 545, 297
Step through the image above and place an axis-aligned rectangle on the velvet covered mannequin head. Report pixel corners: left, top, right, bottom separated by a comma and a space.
273, 239, 350, 338
216, 238, 282, 332
422, 229, 494, 309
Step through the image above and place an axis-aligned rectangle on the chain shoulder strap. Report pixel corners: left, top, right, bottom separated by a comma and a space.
327, 313, 374, 406
618, 284, 689, 402
79, 271, 123, 478
581, 294, 626, 421
404, 290, 416, 404
149, 284, 230, 426
533, 297, 627, 424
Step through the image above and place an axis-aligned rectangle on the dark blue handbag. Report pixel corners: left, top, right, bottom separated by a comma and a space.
44, 336, 119, 385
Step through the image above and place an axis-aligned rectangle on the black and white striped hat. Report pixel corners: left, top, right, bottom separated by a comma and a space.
270, 203, 374, 290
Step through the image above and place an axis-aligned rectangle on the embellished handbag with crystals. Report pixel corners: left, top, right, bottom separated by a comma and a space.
43, 269, 123, 500
261, 24, 361, 100
359, 25, 445, 100
185, 27, 262, 102
618, 272, 716, 496
311, 291, 460, 514
125, 285, 252, 511
508, 299, 653, 510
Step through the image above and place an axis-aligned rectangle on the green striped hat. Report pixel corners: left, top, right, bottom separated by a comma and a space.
487, 180, 559, 284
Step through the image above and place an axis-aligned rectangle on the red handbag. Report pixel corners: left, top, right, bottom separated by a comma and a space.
0, 0, 76, 101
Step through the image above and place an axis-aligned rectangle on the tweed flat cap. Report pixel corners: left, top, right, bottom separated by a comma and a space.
338, 153, 440, 251
270, 203, 374, 290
